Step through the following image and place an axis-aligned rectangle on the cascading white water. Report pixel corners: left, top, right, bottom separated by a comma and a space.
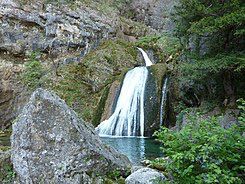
96, 67, 148, 136
96, 48, 153, 137
137, 48, 153, 66
159, 77, 168, 126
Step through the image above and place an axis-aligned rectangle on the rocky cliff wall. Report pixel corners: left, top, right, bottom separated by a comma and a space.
0, 0, 158, 130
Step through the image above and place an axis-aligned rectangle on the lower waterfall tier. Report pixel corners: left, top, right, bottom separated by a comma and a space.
96, 67, 148, 137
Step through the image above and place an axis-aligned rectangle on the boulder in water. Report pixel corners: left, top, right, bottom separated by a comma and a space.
11, 88, 131, 183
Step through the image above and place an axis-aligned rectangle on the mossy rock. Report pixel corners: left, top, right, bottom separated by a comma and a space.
148, 63, 167, 97
146, 64, 177, 131
144, 69, 159, 136
50, 39, 139, 123
0, 131, 11, 149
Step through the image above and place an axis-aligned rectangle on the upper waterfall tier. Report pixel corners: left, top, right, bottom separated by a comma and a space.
137, 48, 153, 67
96, 67, 148, 137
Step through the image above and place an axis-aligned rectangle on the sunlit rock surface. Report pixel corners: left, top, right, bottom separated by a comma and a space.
11, 88, 130, 183
126, 167, 166, 184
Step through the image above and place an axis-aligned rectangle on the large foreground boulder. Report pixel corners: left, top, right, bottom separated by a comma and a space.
11, 88, 131, 184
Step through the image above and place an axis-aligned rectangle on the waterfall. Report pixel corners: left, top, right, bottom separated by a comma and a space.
159, 77, 168, 126
137, 48, 153, 66
96, 48, 153, 137
96, 67, 148, 136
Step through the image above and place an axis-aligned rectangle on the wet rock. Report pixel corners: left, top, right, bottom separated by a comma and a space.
11, 88, 131, 184
144, 64, 167, 136
144, 68, 159, 137
100, 80, 121, 122
126, 167, 166, 184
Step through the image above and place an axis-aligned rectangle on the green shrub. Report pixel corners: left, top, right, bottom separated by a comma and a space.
153, 115, 245, 183
237, 98, 245, 124
21, 53, 44, 90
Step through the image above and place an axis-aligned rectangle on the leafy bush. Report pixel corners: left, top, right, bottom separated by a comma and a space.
153, 115, 245, 183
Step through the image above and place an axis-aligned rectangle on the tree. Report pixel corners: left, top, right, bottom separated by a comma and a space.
173, 0, 245, 105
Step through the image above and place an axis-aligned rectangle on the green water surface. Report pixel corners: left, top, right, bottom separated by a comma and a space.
101, 137, 162, 165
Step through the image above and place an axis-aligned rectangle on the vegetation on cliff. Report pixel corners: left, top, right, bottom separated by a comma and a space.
173, 0, 245, 106
21, 52, 45, 90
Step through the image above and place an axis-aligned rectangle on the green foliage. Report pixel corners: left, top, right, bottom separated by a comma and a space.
105, 168, 128, 184
0, 156, 15, 184
107, 169, 121, 180
173, 0, 244, 58
136, 34, 181, 62
153, 115, 245, 183
21, 52, 44, 90
180, 52, 245, 80
237, 98, 245, 124
172, 0, 245, 103
173, 0, 244, 40
136, 35, 161, 49
1, 165, 15, 183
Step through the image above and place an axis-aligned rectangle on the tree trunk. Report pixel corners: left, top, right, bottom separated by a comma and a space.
222, 70, 236, 106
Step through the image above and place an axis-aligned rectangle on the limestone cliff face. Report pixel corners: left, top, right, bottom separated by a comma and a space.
121, 0, 176, 32
0, 0, 116, 58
